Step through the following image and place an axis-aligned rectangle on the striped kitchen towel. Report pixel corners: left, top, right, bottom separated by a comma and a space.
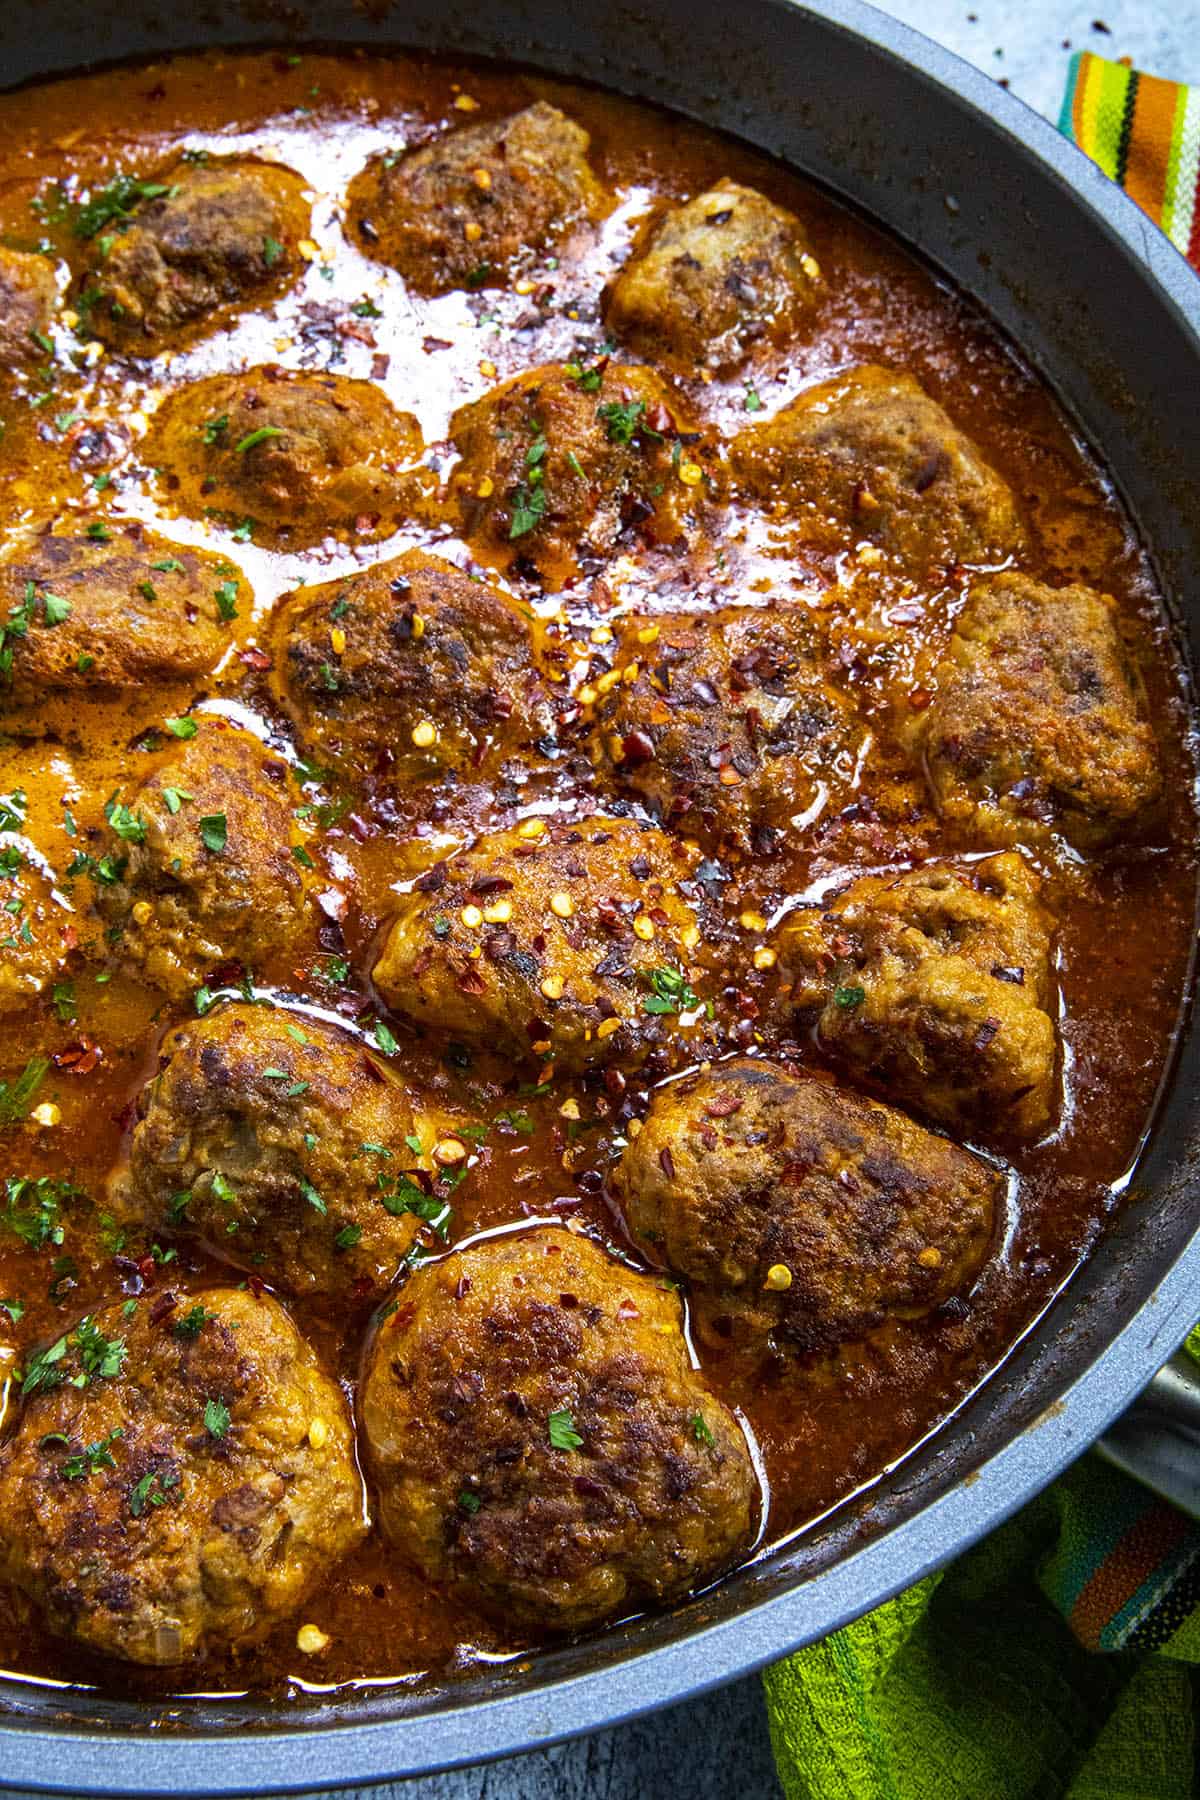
1060, 50, 1200, 271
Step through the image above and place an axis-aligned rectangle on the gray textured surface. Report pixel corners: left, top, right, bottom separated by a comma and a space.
5, 3, 1198, 1796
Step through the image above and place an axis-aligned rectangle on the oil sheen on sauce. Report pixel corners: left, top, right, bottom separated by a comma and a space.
0, 47, 1195, 1706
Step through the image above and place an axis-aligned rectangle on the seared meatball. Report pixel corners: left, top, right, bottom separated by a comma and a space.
147, 366, 423, 543
917, 572, 1162, 852
731, 364, 1021, 570
604, 181, 818, 373
614, 1059, 998, 1353
374, 816, 709, 1073
782, 853, 1056, 1138
269, 549, 546, 782
0, 526, 239, 711
448, 361, 715, 588
76, 156, 310, 350
0, 842, 74, 1014
117, 1005, 456, 1296
360, 1227, 755, 1631
585, 606, 862, 854
0, 1288, 365, 1666
0, 247, 57, 366
91, 723, 305, 999
348, 101, 608, 294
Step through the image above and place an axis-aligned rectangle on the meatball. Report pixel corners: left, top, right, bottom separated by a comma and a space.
348, 101, 608, 295
730, 364, 1021, 571
360, 1227, 755, 1631
146, 366, 424, 543
917, 572, 1163, 853
781, 853, 1056, 1138
603, 181, 818, 373
614, 1059, 999, 1353
0, 525, 239, 711
117, 1004, 451, 1297
0, 842, 73, 1014
269, 549, 546, 782
76, 156, 310, 350
0, 247, 57, 366
374, 816, 710, 1073
448, 361, 715, 588
585, 605, 862, 854
91, 723, 305, 999
0, 1288, 365, 1666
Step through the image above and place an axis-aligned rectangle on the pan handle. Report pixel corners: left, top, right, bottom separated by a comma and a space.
1095, 1351, 1200, 1520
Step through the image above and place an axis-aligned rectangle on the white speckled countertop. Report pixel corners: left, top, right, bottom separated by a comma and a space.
10, 5, 1199, 1795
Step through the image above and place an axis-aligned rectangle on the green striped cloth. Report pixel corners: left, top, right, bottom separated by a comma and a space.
764, 1346, 1200, 1799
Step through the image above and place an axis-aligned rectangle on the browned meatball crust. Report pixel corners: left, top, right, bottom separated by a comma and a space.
147, 366, 424, 542
76, 156, 310, 350
781, 853, 1056, 1139
604, 181, 819, 373
117, 1004, 458, 1296
0, 247, 57, 366
0, 841, 75, 1014
0, 1288, 365, 1666
373, 815, 710, 1072
448, 361, 716, 588
269, 549, 546, 782
731, 364, 1021, 571
90, 723, 305, 999
917, 572, 1163, 852
348, 101, 609, 295
585, 605, 863, 854
614, 1059, 999, 1353
0, 525, 239, 712
360, 1227, 755, 1631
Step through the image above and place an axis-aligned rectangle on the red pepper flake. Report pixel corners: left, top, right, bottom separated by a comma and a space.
616, 1298, 640, 1320
247, 1275, 267, 1300
53, 1037, 102, 1076
704, 1093, 744, 1119
354, 513, 381, 534
454, 1276, 472, 1301
422, 335, 453, 353
148, 1291, 177, 1326
659, 1146, 676, 1179
908, 687, 933, 711
238, 646, 273, 671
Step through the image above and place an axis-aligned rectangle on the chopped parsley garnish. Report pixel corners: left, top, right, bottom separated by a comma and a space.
104, 795, 147, 843
234, 425, 285, 455
833, 984, 866, 1009
509, 484, 546, 539
457, 1489, 482, 1514
352, 296, 383, 318
72, 175, 172, 240
22, 1315, 125, 1395
59, 1427, 123, 1481
2, 1174, 77, 1248
0, 1296, 24, 1324
565, 358, 604, 393
214, 580, 239, 621
373, 1019, 399, 1056
641, 965, 700, 1016
299, 1178, 327, 1216
333, 1223, 362, 1251
165, 715, 198, 739
86, 522, 111, 542
0, 787, 28, 832
129, 1468, 179, 1518
198, 813, 227, 854
204, 1398, 231, 1439
547, 1408, 583, 1451
173, 1303, 216, 1340
262, 235, 284, 268
0, 1057, 51, 1129
42, 592, 71, 626
597, 398, 647, 444
152, 557, 185, 573
744, 388, 764, 412
379, 1177, 451, 1240
201, 414, 229, 445
692, 1413, 716, 1448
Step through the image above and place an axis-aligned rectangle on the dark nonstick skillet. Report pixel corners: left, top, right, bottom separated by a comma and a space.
1, 2, 1198, 1791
